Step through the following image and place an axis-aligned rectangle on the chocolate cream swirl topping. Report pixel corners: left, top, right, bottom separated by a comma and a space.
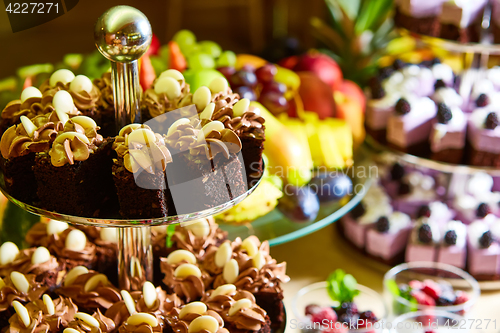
166, 307, 229, 333
66, 309, 115, 333
0, 112, 64, 159
165, 121, 198, 152
8, 296, 79, 333
171, 217, 227, 260
160, 258, 211, 303
47, 228, 97, 270
205, 289, 267, 331
49, 116, 103, 166
39, 79, 101, 112
105, 287, 182, 327
143, 78, 192, 119
93, 73, 114, 112
113, 124, 173, 174
1, 97, 54, 127
208, 90, 239, 125
0, 247, 59, 280
228, 108, 265, 139
0, 273, 48, 312
56, 271, 121, 310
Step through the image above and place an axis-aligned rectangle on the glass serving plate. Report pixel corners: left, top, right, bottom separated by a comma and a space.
0, 170, 263, 227
220, 147, 374, 246
365, 135, 500, 176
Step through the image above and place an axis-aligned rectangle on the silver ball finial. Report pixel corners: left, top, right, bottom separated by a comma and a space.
94, 6, 152, 63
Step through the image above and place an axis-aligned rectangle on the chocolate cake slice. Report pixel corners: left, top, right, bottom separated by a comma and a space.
33, 116, 116, 217
0, 112, 63, 204
164, 118, 247, 215
112, 124, 173, 218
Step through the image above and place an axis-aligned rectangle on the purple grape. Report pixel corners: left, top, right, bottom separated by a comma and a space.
231, 70, 257, 88
261, 81, 287, 95
255, 64, 277, 83
259, 91, 288, 114
217, 66, 236, 80
241, 64, 256, 73
234, 86, 257, 101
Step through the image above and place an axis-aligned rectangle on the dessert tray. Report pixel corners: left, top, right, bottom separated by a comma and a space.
336, 228, 500, 291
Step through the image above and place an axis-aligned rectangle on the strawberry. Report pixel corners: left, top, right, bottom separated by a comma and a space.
408, 280, 423, 290
454, 291, 469, 305
311, 307, 338, 324
421, 280, 441, 300
418, 315, 436, 327
305, 304, 321, 316
411, 290, 436, 306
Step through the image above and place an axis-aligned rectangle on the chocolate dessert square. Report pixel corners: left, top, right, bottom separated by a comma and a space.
167, 152, 247, 215
33, 140, 116, 217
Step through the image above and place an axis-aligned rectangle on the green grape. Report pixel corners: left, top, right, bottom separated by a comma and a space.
150, 56, 168, 76
158, 44, 170, 64
216, 51, 236, 68
287, 167, 312, 187
188, 53, 216, 70
199, 41, 222, 58
172, 29, 196, 49
181, 43, 201, 58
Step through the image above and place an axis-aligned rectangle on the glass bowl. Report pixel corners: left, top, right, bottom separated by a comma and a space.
292, 281, 387, 333
384, 262, 481, 316
391, 310, 469, 333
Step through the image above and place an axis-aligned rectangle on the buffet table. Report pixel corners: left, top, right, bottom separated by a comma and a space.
272, 223, 500, 333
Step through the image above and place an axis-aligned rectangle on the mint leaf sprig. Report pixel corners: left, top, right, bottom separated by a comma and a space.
386, 279, 418, 312
326, 269, 360, 304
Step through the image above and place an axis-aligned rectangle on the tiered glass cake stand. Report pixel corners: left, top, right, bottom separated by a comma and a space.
0, 6, 264, 291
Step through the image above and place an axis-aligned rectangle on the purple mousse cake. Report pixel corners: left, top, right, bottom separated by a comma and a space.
393, 171, 438, 216
437, 220, 467, 269
467, 107, 500, 167
467, 220, 500, 279
341, 183, 393, 249
386, 96, 437, 155
405, 218, 440, 263
415, 201, 455, 227
365, 89, 401, 142
365, 211, 412, 264
430, 103, 467, 164
437, 0, 488, 43
394, 0, 447, 36
431, 84, 464, 109
431, 63, 455, 88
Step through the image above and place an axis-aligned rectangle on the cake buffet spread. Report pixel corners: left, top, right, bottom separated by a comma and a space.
1, 0, 500, 332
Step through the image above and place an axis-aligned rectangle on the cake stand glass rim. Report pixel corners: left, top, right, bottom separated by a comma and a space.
365, 135, 500, 176
0, 167, 264, 227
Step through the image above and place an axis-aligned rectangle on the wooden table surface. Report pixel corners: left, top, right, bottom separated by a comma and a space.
270, 223, 500, 333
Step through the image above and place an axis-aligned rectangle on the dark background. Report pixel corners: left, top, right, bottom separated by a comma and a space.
0, 0, 328, 78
